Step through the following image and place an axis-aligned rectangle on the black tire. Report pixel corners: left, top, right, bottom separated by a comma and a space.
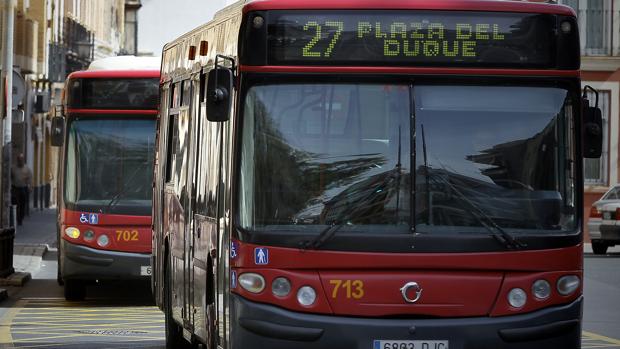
165, 252, 191, 349
592, 241, 609, 255
64, 280, 86, 301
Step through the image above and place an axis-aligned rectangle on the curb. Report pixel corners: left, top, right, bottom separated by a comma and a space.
0, 272, 31, 287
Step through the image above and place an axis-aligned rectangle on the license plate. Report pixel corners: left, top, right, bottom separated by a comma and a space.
140, 266, 152, 276
373, 340, 448, 349
604, 212, 612, 220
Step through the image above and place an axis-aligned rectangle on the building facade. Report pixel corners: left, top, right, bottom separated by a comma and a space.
1, 0, 141, 221
555, 0, 620, 240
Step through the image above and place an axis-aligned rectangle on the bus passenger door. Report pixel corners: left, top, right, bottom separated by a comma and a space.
191, 71, 222, 345
164, 79, 190, 327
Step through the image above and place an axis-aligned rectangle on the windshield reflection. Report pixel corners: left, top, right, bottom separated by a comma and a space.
415, 85, 575, 233
240, 84, 411, 231
65, 118, 156, 215
239, 83, 576, 236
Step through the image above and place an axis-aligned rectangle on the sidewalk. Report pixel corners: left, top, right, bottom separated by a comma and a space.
13, 208, 57, 247
0, 208, 56, 294
13, 208, 57, 273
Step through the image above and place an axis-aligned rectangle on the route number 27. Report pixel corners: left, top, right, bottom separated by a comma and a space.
329, 279, 365, 299
302, 21, 344, 58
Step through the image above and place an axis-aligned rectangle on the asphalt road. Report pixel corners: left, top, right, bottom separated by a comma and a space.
0, 250, 165, 349
583, 250, 620, 348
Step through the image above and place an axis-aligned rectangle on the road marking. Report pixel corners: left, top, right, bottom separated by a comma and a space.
0, 299, 27, 345
583, 331, 620, 348
3, 298, 164, 347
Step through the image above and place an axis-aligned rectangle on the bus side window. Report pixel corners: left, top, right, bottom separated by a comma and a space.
165, 82, 181, 183
165, 115, 177, 184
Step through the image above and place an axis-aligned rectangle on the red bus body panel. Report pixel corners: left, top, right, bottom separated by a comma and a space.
61, 209, 152, 254
231, 241, 582, 317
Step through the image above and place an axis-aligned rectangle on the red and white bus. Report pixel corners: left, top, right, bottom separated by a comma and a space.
52, 56, 160, 300
152, 1, 602, 348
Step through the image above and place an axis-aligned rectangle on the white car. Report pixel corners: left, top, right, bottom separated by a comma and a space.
588, 184, 620, 254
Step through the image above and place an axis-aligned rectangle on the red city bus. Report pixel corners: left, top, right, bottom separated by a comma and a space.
152, 1, 602, 348
52, 56, 161, 301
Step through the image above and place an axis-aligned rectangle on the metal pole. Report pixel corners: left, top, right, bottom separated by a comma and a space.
1, 0, 16, 228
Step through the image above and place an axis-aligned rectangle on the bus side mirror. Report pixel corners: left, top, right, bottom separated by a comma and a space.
206, 68, 233, 122
583, 105, 602, 158
51, 116, 65, 147
582, 85, 603, 159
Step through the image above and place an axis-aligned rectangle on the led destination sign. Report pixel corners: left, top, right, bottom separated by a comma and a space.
266, 11, 562, 67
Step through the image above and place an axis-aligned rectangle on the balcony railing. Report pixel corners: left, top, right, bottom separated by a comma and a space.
48, 17, 94, 82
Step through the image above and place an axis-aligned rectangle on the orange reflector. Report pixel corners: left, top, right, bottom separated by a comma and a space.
589, 205, 601, 218
188, 45, 197, 60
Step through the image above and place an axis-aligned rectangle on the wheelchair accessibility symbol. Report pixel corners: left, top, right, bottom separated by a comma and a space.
80, 213, 99, 225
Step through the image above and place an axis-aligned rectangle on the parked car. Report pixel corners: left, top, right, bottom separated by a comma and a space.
588, 184, 620, 254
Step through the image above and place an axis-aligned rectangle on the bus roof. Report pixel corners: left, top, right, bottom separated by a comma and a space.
237, 0, 575, 16
67, 56, 161, 80
88, 56, 161, 71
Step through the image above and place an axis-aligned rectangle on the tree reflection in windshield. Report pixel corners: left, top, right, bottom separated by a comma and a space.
240, 84, 411, 230
414, 85, 576, 233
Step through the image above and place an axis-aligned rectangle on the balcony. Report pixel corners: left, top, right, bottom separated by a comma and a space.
47, 17, 94, 82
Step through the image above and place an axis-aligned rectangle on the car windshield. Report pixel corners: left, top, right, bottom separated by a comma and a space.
239, 83, 576, 237
64, 117, 156, 215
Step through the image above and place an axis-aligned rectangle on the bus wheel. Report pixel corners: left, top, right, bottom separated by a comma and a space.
165, 252, 191, 348
64, 280, 86, 301
592, 241, 609, 255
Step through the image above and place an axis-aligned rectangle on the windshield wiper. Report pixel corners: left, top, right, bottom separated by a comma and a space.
300, 167, 402, 250
104, 166, 144, 214
427, 170, 527, 250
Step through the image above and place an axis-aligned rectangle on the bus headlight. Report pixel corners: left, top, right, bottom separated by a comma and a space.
97, 234, 110, 247
507, 288, 527, 308
532, 279, 551, 300
297, 286, 316, 306
83, 230, 95, 242
272, 277, 291, 297
238, 273, 265, 294
557, 275, 580, 296
64, 227, 80, 239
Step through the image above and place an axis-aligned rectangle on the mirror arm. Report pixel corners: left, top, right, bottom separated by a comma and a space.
215, 54, 236, 85
583, 85, 599, 108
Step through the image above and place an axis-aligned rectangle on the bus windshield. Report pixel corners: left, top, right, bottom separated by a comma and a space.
64, 117, 156, 216
239, 83, 576, 240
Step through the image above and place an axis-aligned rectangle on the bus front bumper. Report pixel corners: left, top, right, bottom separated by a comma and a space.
230, 294, 582, 349
61, 240, 151, 281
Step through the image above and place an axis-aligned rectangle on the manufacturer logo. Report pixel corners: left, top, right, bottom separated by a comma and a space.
400, 281, 423, 303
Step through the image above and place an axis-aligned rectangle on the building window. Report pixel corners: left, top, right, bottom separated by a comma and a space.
584, 90, 610, 185
562, 0, 613, 55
